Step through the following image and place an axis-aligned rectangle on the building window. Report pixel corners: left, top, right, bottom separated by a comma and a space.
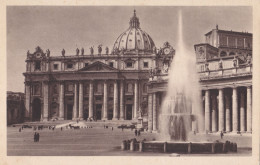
220, 51, 227, 57
229, 52, 235, 56
35, 61, 41, 70
127, 97, 132, 101
109, 97, 113, 101
67, 84, 73, 92
33, 84, 41, 95
143, 62, 149, 68
96, 83, 102, 93
53, 85, 58, 94
85, 63, 89, 67
126, 62, 133, 68
84, 97, 89, 101
67, 63, 73, 69
127, 83, 133, 92
96, 96, 102, 101
53, 64, 58, 70
109, 84, 113, 93
109, 62, 114, 68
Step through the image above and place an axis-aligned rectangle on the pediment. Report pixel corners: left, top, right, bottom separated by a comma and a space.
79, 61, 118, 72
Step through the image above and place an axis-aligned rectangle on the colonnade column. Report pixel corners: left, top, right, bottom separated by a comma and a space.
113, 80, 119, 120
102, 80, 108, 120
59, 82, 65, 120
73, 83, 78, 120
148, 94, 153, 133
152, 93, 157, 132
119, 80, 125, 120
25, 83, 31, 120
240, 91, 246, 132
78, 82, 84, 120
88, 81, 94, 119
205, 90, 211, 132
225, 94, 231, 132
212, 93, 217, 132
218, 88, 224, 132
232, 87, 238, 133
43, 81, 49, 121
134, 80, 139, 119
247, 86, 252, 133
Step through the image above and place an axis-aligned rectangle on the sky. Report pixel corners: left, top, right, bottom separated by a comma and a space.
7, 6, 252, 92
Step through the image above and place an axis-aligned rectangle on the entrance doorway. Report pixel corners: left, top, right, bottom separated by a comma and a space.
126, 104, 132, 120
95, 104, 102, 120
32, 98, 41, 121
66, 104, 73, 120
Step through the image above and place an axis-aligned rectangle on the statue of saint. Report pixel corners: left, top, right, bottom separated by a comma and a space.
27, 50, 30, 58
62, 49, 65, 56
218, 59, 223, 69
98, 45, 102, 55
90, 47, 94, 55
81, 48, 84, 55
153, 46, 157, 54
205, 63, 209, 71
246, 54, 252, 64
105, 47, 109, 55
46, 49, 50, 57
76, 48, 79, 56
233, 57, 237, 67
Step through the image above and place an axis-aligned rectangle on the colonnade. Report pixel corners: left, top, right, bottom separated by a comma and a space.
204, 86, 252, 133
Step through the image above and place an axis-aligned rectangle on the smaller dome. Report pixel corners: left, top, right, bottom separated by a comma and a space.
112, 10, 156, 54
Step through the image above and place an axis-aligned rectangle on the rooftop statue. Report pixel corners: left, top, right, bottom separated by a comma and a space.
98, 45, 102, 55
233, 56, 238, 67
81, 48, 84, 55
62, 49, 65, 56
76, 48, 79, 56
46, 49, 50, 57
218, 59, 223, 69
90, 46, 94, 55
205, 63, 209, 71
27, 50, 30, 58
105, 47, 109, 55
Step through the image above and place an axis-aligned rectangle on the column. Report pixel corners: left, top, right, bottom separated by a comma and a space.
225, 94, 231, 132
152, 93, 157, 132
247, 86, 252, 133
113, 80, 119, 120
119, 80, 125, 120
73, 83, 78, 120
102, 80, 108, 120
218, 89, 224, 132
205, 90, 211, 132
88, 81, 94, 119
78, 82, 84, 120
43, 81, 49, 121
148, 94, 153, 133
25, 83, 31, 120
212, 93, 217, 132
59, 82, 64, 120
240, 90, 246, 132
134, 80, 139, 119
232, 87, 238, 133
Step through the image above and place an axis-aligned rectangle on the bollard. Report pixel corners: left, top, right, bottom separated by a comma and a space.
121, 140, 126, 150
211, 143, 216, 154
163, 142, 167, 153
139, 141, 143, 152
188, 142, 192, 153
130, 140, 135, 151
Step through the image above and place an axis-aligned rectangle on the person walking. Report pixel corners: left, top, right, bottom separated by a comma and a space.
36, 132, 40, 142
135, 129, 137, 136
220, 131, 224, 139
112, 127, 113, 131
34, 132, 37, 142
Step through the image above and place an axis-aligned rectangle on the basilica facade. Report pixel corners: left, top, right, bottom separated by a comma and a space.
148, 26, 252, 133
23, 11, 171, 122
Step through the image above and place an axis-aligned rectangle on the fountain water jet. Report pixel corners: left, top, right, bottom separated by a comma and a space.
158, 10, 203, 141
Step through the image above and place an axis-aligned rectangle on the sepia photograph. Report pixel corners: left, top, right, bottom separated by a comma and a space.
2, 2, 259, 164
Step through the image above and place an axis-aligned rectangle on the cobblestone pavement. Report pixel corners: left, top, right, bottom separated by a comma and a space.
7, 126, 251, 156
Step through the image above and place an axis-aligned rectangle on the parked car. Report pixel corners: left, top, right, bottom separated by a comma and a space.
126, 124, 135, 129
117, 124, 127, 129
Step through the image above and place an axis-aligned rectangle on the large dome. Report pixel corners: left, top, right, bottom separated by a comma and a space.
112, 10, 156, 54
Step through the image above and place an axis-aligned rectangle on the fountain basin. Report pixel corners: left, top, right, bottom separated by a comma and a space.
121, 140, 237, 154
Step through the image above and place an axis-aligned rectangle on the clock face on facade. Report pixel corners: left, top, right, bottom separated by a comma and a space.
163, 48, 171, 55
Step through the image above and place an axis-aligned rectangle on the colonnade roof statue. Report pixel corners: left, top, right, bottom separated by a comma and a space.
112, 10, 156, 55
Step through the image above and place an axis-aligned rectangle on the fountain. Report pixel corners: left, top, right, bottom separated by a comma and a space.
121, 10, 237, 154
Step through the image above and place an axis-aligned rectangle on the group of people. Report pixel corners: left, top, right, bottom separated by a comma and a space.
34, 132, 40, 142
